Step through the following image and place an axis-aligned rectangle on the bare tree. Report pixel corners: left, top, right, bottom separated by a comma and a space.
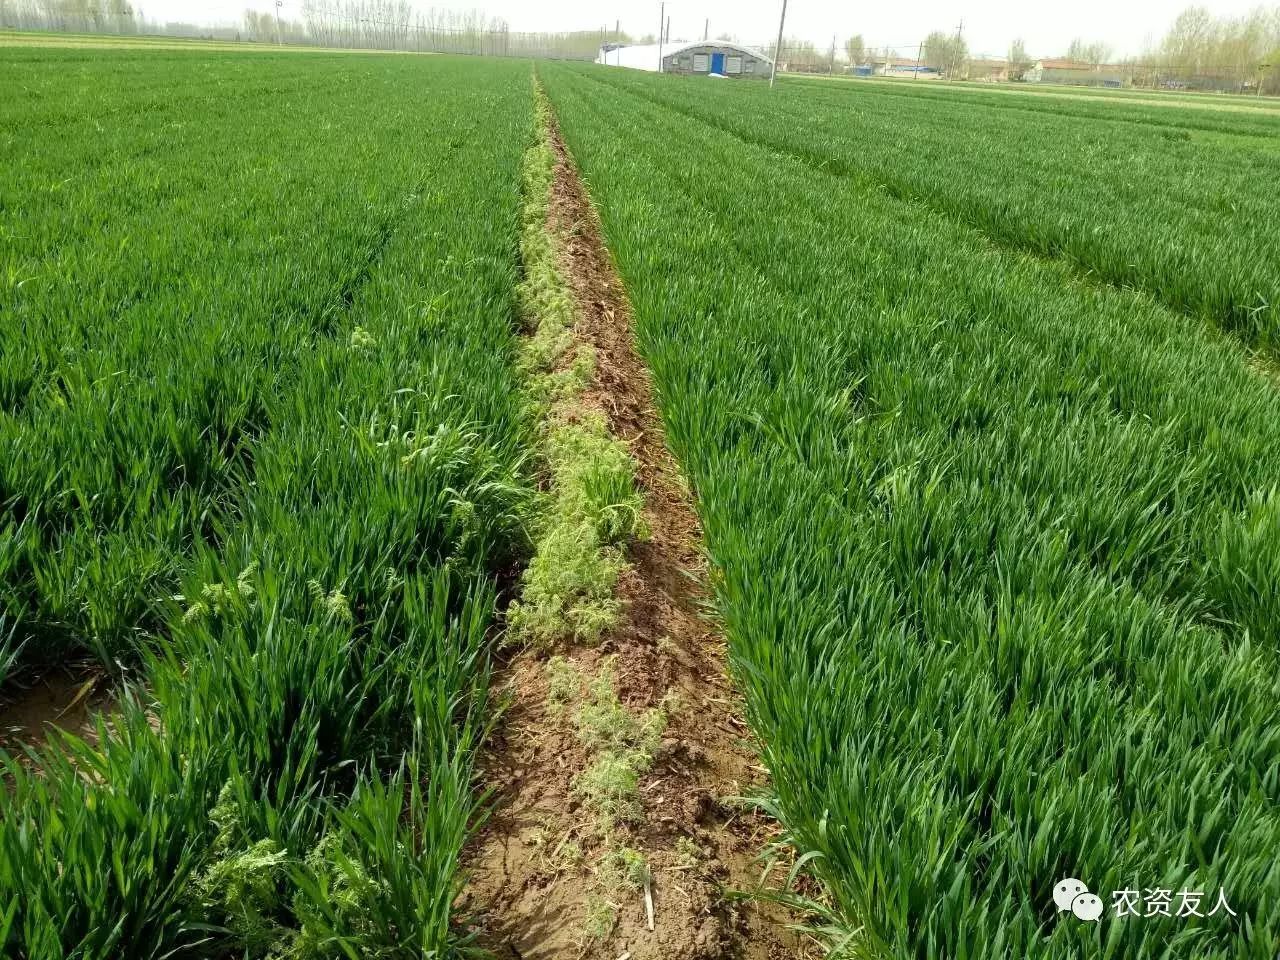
1159, 6, 1214, 73
1066, 37, 1112, 65
1266, 41, 1280, 93
781, 36, 825, 73
923, 29, 967, 76
105, 0, 135, 32
1007, 37, 1033, 80
844, 33, 865, 66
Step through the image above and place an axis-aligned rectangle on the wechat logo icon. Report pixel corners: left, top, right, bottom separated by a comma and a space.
1054, 878, 1103, 922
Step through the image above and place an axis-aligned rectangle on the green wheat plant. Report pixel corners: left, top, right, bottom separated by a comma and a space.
0, 50, 535, 960
542, 61, 1280, 959
584, 65, 1280, 347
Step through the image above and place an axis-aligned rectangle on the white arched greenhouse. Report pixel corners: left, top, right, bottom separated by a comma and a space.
596, 40, 772, 78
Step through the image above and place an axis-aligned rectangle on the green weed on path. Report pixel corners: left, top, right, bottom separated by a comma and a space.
505, 85, 646, 650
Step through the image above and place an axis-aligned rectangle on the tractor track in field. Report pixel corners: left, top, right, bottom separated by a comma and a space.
460, 106, 809, 960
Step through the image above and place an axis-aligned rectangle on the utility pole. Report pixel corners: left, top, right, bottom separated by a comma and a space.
274, 0, 283, 44
769, 0, 787, 88
703, 17, 708, 41
913, 40, 922, 79
657, 1, 663, 71
665, 15, 669, 43
952, 18, 964, 81
830, 32, 836, 75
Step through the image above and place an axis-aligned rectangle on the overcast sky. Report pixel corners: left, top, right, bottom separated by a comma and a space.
141, 0, 1266, 58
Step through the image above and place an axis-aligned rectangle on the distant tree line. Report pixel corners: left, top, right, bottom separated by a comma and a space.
0, 0, 620, 58
1142, 5, 1280, 90
829, 4, 1280, 92
1065, 37, 1113, 66
2, 0, 142, 34
773, 36, 829, 73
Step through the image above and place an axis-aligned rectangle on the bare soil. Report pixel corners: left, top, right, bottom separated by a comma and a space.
461, 119, 811, 959
0, 664, 112, 754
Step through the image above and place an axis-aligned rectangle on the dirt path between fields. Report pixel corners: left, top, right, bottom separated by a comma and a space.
460, 116, 809, 960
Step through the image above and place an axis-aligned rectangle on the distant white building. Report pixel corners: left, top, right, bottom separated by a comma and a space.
1025, 58, 1129, 87
596, 39, 772, 77
873, 56, 941, 79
